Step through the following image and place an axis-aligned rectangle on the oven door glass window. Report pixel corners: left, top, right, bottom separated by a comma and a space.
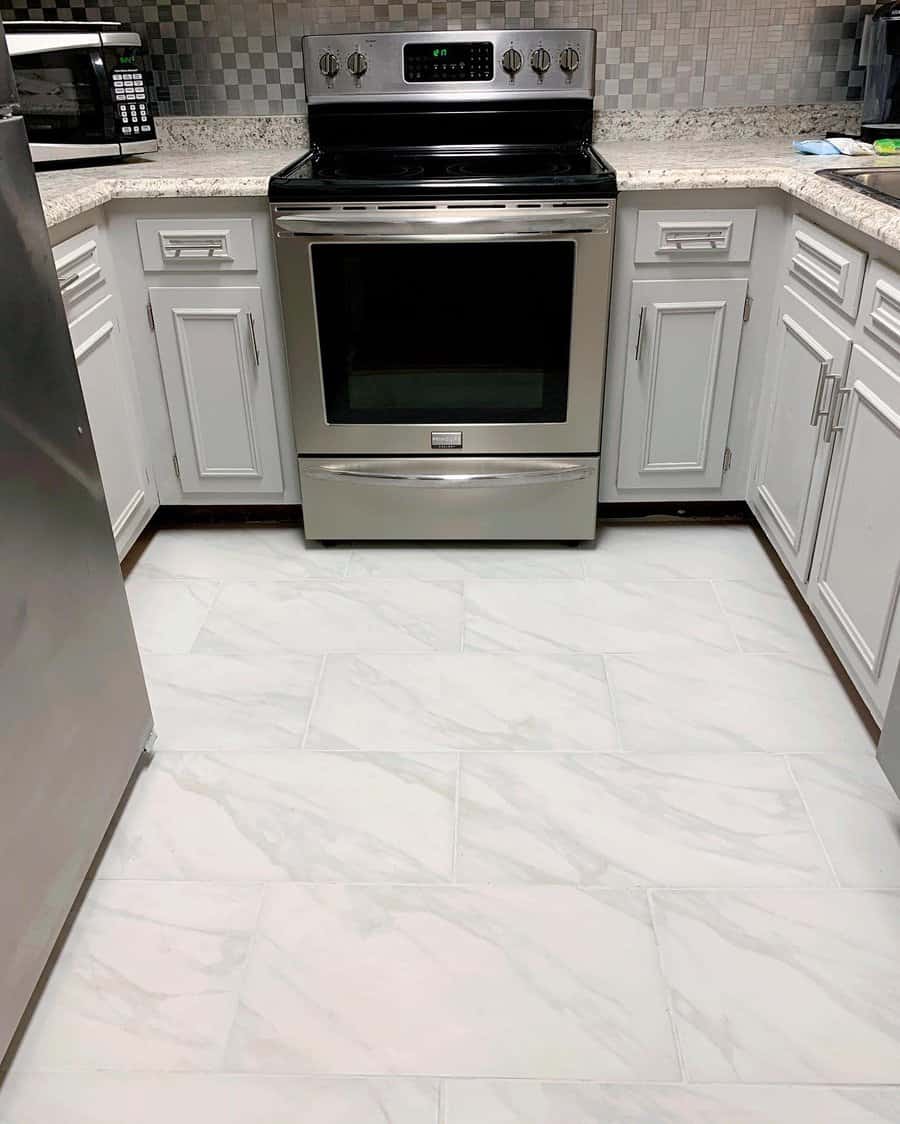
311, 241, 575, 424
13, 49, 109, 144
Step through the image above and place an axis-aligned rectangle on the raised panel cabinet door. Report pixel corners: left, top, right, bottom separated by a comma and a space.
808, 344, 900, 724
617, 277, 748, 491
752, 285, 851, 586
72, 297, 153, 558
149, 286, 284, 495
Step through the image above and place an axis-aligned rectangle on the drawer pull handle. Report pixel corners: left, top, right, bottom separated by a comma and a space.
247, 311, 260, 366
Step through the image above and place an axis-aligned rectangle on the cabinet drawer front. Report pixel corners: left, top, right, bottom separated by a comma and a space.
788, 216, 866, 317
860, 260, 900, 359
137, 218, 257, 271
634, 209, 756, 264
809, 344, 900, 723
52, 225, 108, 323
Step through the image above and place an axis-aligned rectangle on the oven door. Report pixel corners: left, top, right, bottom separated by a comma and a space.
273, 203, 614, 456
8, 32, 119, 159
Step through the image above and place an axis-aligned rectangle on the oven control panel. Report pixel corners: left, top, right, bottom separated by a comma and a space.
303, 29, 595, 103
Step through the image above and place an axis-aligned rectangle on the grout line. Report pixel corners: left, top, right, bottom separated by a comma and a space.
299, 654, 328, 750
436, 1076, 445, 1124
451, 753, 462, 882
645, 888, 688, 1085
783, 755, 842, 887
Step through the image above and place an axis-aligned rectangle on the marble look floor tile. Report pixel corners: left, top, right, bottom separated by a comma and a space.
125, 578, 219, 655
464, 580, 736, 653
139, 653, 320, 750
194, 580, 463, 654
305, 653, 617, 751
227, 885, 679, 1079
606, 652, 875, 754
713, 578, 828, 660
653, 889, 900, 1082
456, 753, 833, 887
9, 882, 261, 1073
790, 756, 900, 887
97, 752, 455, 882
442, 1081, 900, 1123
347, 543, 585, 580
584, 522, 776, 581
134, 526, 351, 582
0, 1073, 438, 1123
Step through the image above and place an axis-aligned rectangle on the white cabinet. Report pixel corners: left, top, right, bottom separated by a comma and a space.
807, 344, 900, 723
148, 285, 284, 495
617, 277, 748, 491
752, 285, 852, 585
69, 296, 156, 558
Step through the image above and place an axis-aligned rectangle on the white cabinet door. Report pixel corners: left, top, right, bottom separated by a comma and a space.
807, 344, 900, 723
71, 296, 155, 558
752, 285, 851, 585
149, 286, 284, 495
617, 277, 748, 491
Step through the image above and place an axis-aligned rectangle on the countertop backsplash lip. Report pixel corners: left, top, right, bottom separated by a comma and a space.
154, 114, 310, 153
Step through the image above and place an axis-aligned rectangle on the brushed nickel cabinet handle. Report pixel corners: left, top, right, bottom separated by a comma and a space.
824, 384, 851, 443
247, 312, 260, 366
634, 306, 646, 361
809, 360, 837, 427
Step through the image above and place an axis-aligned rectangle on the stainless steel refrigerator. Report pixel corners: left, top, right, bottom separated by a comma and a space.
0, 20, 153, 1061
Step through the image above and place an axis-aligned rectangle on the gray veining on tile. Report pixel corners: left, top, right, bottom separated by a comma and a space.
713, 578, 829, 661
226, 884, 680, 1079
456, 753, 833, 887
125, 577, 220, 655
464, 579, 736, 654
585, 523, 775, 582
443, 1081, 900, 1124
137, 527, 350, 581
9, 881, 262, 1073
606, 652, 875, 754
97, 752, 456, 882
653, 889, 900, 1082
346, 542, 586, 581
790, 756, 900, 887
0, 1073, 438, 1123
194, 580, 463, 654
139, 652, 321, 751
305, 653, 617, 751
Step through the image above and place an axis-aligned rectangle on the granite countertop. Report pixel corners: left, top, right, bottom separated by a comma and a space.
36, 139, 900, 251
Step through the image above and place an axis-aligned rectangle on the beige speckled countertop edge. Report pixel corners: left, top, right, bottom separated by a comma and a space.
36, 144, 900, 255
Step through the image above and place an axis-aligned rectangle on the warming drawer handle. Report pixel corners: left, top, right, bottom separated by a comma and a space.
307, 463, 591, 488
274, 210, 609, 236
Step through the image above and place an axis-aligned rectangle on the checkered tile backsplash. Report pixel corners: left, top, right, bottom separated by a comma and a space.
0, 0, 871, 115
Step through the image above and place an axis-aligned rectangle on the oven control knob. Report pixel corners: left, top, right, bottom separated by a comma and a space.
559, 46, 580, 74
530, 47, 551, 75
347, 51, 368, 77
319, 51, 340, 79
501, 47, 523, 75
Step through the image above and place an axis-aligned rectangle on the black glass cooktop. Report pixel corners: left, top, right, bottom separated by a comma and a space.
269, 145, 617, 202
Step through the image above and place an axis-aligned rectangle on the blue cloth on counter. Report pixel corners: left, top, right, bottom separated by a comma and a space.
792, 139, 841, 155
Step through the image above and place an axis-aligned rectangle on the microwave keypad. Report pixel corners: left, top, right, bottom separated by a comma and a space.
113, 70, 152, 136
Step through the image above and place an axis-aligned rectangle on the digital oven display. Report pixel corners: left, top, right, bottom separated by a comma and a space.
403, 42, 493, 82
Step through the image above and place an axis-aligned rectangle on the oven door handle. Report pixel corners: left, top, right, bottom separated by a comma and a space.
274, 210, 609, 237
307, 461, 591, 488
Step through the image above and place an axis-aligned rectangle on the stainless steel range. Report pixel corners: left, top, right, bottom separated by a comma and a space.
269, 29, 616, 541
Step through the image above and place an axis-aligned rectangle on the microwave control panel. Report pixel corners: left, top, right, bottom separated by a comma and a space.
112, 68, 153, 138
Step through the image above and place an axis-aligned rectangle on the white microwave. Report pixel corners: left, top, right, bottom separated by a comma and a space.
4, 20, 157, 164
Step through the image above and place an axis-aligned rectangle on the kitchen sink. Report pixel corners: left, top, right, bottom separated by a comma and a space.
818, 166, 900, 206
